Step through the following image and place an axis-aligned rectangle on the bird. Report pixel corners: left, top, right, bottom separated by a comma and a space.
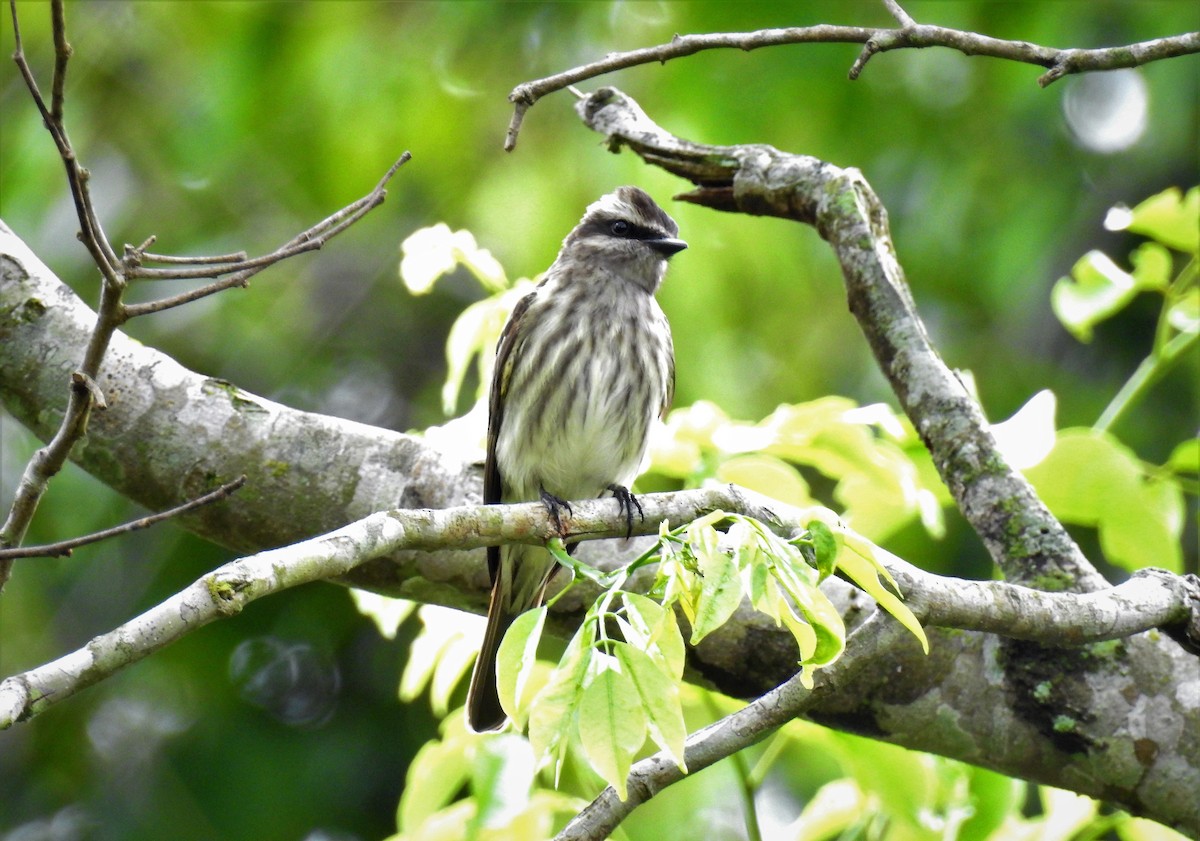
466, 186, 686, 732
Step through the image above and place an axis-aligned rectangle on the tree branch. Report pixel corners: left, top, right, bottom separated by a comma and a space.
503, 5, 1200, 149
0, 475, 246, 560
571, 86, 1104, 593
3, 487, 1195, 728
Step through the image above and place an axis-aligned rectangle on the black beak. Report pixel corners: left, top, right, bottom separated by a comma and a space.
648, 237, 688, 257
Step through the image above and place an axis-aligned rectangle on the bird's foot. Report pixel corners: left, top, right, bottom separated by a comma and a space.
608, 484, 644, 539
539, 486, 573, 536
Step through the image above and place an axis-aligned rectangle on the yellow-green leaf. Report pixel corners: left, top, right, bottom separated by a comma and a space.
613, 643, 687, 772
578, 666, 647, 801
496, 607, 546, 726
838, 535, 929, 653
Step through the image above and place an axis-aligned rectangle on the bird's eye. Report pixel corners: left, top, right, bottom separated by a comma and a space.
610, 220, 631, 236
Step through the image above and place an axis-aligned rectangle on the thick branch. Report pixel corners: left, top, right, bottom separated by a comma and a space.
571, 87, 1103, 593
504, 14, 1200, 148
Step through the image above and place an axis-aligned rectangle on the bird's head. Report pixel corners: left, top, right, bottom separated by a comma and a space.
560, 186, 686, 294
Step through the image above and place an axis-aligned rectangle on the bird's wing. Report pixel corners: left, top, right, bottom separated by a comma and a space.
484, 289, 537, 582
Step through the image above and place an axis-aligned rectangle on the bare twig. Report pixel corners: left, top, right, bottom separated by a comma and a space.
1, 0, 410, 591
503, 7, 1200, 149
2, 486, 1196, 729
0, 476, 246, 560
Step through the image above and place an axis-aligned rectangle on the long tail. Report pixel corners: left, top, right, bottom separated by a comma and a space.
466, 577, 514, 732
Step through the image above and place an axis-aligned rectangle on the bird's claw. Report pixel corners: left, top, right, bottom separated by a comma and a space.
608, 484, 644, 539
539, 486, 573, 536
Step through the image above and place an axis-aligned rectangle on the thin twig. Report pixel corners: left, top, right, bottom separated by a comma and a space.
503, 8, 1200, 150
0, 476, 246, 561
121, 151, 411, 317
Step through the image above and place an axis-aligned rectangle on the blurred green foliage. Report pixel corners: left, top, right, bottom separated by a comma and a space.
1, 2, 1197, 840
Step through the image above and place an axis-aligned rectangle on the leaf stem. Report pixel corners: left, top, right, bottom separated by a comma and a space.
1094, 328, 1199, 433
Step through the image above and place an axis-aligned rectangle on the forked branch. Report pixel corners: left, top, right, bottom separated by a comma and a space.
504, 0, 1200, 149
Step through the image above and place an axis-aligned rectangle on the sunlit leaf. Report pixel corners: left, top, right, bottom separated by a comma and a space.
715, 453, 812, 506
1167, 438, 1199, 476
689, 522, 743, 643
621, 592, 686, 680
578, 666, 646, 801
1167, 286, 1199, 334
397, 718, 473, 832
838, 534, 929, 653
527, 637, 591, 786
1025, 428, 1184, 572
613, 643, 687, 771
1129, 242, 1173, 291
496, 607, 547, 725
990, 389, 1058, 470
1051, 250, 1138, 342
1109, 186, 1200, 253
469, 734, 536, 832
790, 779, 867, 841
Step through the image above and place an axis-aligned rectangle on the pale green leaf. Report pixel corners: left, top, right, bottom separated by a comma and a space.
348, 590, 416, 640
715, 453, 812, 506
1167, 286, 1199, 334
791, 779, 866, 841
1119, 186, 1200, 253
839, 534, 929, 653
578, 666, 647, 801
1129, 242, 1173, 291
621, 592, 686, 680
527, 638, 591, 785
613, 642, 688, 771
397, 720, 473, 832
399, 605, 481, 712
469, 734, 536, 832
1051, 250, 1138, 342
1025, 428, 1185, 571
990, 389, 1058, 470
496, 607, 547, 725
690, 523, 743, 644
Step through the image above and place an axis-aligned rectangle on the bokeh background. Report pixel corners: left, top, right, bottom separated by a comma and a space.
1, 2, 1196, 840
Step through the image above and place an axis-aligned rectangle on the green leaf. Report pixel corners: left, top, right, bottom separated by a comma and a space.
440, 295, 503, 415
469, 734, 536, 833
838, 534, 929, 653
1110, 186, 1200, 253
1129, 242, 1173, 292
804, 519, 840, 581
578, 665, 647, 801
790, 779, 866, 841
613, 643, 688, 772
496, 607, 547, 725
1167, 438, 1199, 476
1025, 429, 1185, 572
397, 720, 473, 832
689, 522, 743, 644
715, 453, 812, 506
528, 636, 591, 786
620, 592, 685, 680
1167, 286, 1199, 334
1052, 250, 1139, 342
